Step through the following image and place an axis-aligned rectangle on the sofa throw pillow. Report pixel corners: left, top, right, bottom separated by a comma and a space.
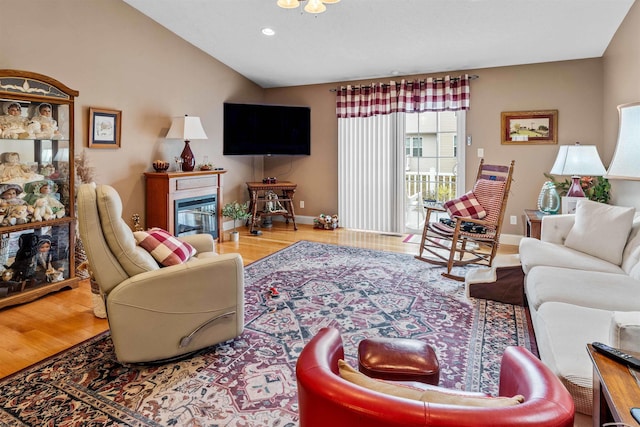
443, 191, 487, 219
564, 199, 635, 266
133, 228, 197, 267
338, 360, 524, 407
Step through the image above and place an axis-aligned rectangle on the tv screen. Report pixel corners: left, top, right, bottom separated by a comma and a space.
223, 103, 311, 156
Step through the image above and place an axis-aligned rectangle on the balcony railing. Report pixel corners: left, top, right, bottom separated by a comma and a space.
406, 172, 456, 202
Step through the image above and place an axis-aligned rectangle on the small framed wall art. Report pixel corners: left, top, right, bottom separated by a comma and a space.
89, 107, 121, 148
501, 109, 558, 145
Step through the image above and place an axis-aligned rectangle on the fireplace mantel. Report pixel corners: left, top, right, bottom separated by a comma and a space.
144, 170, 226, 242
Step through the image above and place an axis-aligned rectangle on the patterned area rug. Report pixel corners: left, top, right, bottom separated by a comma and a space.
0, 241, 534, 427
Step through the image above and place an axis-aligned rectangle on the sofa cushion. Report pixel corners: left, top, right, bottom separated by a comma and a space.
519, 237, 625, 275
610, 312, 640, 353
533, 302, 612, 415
443, 191, 487, 219
338, 360, 524, 407
564, 199, 635, 266
134, 228, 197, 266
525, 266, 640, 312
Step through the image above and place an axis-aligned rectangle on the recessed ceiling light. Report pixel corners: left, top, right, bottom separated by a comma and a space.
261, 27, 276, 36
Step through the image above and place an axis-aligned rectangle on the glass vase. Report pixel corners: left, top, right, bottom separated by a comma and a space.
538, 181, 560, 214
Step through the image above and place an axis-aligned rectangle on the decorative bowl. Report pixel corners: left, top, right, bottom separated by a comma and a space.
152, 160, 170, 172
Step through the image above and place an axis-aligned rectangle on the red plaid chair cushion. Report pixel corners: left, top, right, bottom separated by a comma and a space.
443, 191, 487, 219
133, 227, 197, 266
473, 179, 507, 225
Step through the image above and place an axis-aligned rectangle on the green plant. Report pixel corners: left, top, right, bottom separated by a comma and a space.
543, 173, 611, 204
222, 201, 251, 232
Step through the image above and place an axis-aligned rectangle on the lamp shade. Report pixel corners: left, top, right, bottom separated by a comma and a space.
550, 143, 606, 176
606, 102, 640, 180
166, 115, 208, 141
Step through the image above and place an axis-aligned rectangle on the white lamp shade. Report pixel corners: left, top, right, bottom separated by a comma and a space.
606, 102, 640, 180
304, 0, 326, 13
550, 144, 606, 176
277, 0, 300, 8
166, 115, 208, 140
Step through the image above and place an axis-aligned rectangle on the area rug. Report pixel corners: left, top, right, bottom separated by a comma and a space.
0, 240, 534, 427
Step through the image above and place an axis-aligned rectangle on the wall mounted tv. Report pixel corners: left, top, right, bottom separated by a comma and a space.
223, 102, 311, 156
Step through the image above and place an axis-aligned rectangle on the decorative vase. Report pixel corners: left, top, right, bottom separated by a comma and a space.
538, 181, 560, 214
230, 231, 240, 242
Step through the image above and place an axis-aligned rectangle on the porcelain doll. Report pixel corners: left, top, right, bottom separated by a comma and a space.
0, 152, 44, 184
23, 179, 65, 219
29, 103, 62, 139
0, 102, 29, 139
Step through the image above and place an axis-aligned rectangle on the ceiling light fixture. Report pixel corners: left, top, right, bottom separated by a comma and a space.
276, 0, 340, 14
261, 27, 276, 36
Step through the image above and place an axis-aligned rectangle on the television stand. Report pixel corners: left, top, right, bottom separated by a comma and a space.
246, 181, 298, 234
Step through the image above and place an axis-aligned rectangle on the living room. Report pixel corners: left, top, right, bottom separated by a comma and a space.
2, 1, 640, 426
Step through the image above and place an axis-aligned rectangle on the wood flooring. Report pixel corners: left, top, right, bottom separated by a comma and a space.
0, 223, 517, 378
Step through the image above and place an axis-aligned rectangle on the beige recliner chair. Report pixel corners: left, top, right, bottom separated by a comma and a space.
77, 183, 244, 363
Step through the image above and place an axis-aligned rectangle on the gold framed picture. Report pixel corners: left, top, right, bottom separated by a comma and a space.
89, 107, 121, 148
501, 110, 558, 145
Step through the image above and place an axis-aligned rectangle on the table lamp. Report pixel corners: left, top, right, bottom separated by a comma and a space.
550, 142, 606, 197
166, 115, 208, 172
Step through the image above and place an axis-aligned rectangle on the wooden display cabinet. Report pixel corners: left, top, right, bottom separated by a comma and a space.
0, 70, 79, 309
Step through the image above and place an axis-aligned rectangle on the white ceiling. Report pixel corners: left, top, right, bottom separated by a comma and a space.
123, 0, 635, 89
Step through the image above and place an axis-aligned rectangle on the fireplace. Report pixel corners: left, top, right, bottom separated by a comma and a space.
174, 195, 218, 239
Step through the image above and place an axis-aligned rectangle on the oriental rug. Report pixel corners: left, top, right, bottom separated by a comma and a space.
0, 240, 534, 427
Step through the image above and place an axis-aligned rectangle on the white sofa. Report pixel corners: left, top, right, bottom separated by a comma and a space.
519, 199, 640, 418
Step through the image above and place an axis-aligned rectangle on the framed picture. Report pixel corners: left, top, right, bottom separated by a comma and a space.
561, 196, 581, 214
89, 107, 121, 148
501, 110, 558, 145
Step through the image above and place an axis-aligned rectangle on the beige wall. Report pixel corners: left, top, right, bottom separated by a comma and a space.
603, 0, 640, 208
265, 59, 604, 235
3, 0, 637, 236
1, 0, 264, 226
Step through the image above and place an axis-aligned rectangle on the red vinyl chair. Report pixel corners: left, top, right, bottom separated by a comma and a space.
296, 328, 574, 427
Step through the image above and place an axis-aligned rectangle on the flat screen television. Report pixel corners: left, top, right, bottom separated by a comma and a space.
223, 102, 311, 156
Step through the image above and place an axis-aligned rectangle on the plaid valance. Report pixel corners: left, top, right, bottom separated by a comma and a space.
336, 75, 470, 118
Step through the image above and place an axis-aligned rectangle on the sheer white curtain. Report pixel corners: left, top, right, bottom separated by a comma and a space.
338, 114, 405, 233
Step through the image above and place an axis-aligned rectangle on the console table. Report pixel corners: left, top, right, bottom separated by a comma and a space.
246, 182, 297, 233
588, 343, 640, 427
144, 170, 225, 241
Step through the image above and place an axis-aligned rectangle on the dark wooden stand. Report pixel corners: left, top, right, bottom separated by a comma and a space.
144, 170, 225, 242
523, 209, 544, 239
588, 343, 640, 427
246, 181, 297, 233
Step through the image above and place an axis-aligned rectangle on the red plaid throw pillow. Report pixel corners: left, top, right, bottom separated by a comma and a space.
443, 191, 487, 219
133, 228, 197, 266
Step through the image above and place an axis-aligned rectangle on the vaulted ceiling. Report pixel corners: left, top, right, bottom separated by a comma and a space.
123, 0, 635, 88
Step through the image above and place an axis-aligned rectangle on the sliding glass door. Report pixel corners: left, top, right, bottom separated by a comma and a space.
404, 111, 466, 233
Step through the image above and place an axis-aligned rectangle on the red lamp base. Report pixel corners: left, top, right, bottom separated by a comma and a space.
566, 176, 585, 197
180, 140, 195, 172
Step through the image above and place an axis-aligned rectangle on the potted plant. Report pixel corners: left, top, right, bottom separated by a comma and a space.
222, 201, 251, 242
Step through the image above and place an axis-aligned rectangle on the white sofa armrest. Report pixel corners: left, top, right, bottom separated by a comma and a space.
540, 214, 575, 244
609, 311, 640, 353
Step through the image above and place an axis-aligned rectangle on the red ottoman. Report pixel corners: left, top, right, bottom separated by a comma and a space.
358, 337, 440, 385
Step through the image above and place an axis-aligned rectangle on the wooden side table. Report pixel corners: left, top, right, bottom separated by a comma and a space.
246, 181, 298, 233
588, 343, 640, 427
523, 209, 544, 239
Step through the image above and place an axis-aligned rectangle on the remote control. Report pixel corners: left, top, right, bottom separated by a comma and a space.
592, 342, 640, 370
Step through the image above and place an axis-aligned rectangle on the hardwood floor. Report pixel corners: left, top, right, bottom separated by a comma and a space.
0, 223, 516, 379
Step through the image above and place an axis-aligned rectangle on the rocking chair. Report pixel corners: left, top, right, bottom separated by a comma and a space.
416, 159, 515, 281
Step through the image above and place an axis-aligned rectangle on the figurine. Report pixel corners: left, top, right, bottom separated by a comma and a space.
0, 152, 44, 185
0, 102, 29, 139
34, 235, 64, 283
28, 103, 62, 140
